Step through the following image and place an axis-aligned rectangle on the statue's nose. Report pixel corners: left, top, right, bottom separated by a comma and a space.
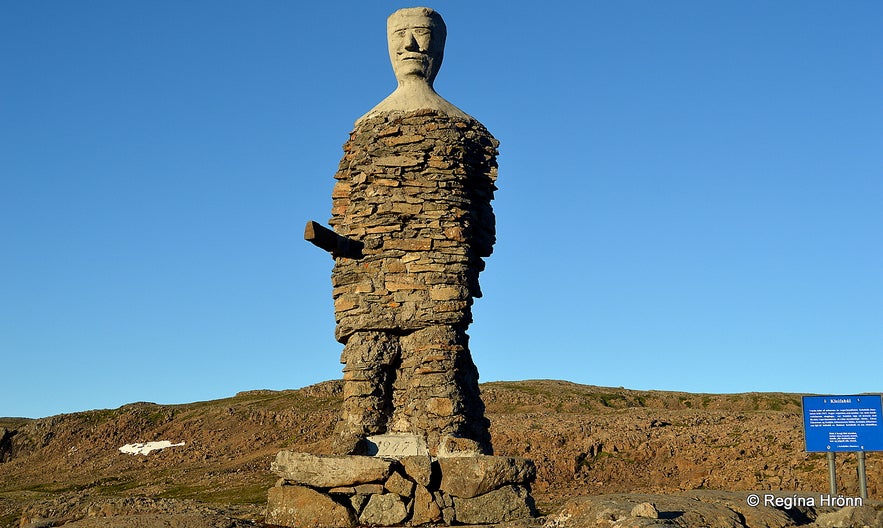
403, 32, 419, 51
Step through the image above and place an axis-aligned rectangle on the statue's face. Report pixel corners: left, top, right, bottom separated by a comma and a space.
387, 12, 444, 84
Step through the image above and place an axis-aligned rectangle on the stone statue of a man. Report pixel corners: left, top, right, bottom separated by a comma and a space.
324, 7, 498, 456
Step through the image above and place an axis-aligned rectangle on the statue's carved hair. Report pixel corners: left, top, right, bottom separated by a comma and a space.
387, 7, 447, 42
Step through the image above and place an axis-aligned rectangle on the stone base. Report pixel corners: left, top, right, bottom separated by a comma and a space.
267, 451, 537, 527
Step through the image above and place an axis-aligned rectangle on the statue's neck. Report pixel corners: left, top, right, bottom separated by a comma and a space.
396, 77, 436, 93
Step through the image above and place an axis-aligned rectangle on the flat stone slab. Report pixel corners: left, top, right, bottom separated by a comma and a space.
365, 433, 429, 457
271, 451, 393, 488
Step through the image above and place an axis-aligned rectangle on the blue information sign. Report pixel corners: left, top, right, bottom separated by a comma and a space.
802, 395, 883, 452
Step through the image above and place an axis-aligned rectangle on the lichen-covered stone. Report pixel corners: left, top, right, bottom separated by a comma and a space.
358, 493, 408, 526
452, 485, 537, 524
266, 485, 356, 528
349, 494, 369, 516
384, 471, 415, 497
400, 455, 435, 487
411, 484, 442, 525
437, 435, 483, 458
631, 501, 659, 518
353, 483, 385, 495
271, 451, 393, 488
439, 456, 536, 498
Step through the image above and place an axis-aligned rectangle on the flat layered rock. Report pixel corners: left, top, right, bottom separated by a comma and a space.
271, 451, 393, 488
439, 456, 536, 498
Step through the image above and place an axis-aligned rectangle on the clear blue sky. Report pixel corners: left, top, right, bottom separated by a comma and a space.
2, 1, 880, 419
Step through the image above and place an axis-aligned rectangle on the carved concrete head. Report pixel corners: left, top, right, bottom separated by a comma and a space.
387, 7, 447, 86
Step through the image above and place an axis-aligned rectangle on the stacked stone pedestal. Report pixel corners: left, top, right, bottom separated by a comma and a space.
266, 451, 537, 527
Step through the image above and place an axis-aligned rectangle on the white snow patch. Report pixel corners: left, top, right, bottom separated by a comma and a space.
119, 441, 186, 455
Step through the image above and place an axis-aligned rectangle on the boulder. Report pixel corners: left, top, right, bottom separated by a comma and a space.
349, 495, 369, 516
452, 485, 536, 524
437, 434, 483, 457
354, 483, 385, 495
358, 494, 408, 526
271, 451, 393, 488
411, 484, 442, 525
266, 485, 356, 528
384, 471, 415, 497
441, 506, 455, 525
630, 501, 658, 518
434, 490, 453, 508
439, 455, 536, 498
809, 505, 883, 528
400, 455, 435, 486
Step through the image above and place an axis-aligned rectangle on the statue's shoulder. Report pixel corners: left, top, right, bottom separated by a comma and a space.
356, 90, 472, 127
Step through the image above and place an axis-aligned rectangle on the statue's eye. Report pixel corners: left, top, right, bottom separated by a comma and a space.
413, 28, 431, 36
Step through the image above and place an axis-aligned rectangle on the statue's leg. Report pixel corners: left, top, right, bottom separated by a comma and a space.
393, 325, 492, 455
333, 331, 400, 455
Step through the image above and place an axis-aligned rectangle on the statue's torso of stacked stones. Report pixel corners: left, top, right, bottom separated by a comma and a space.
330, 110, 497, 339
328, 109, 498, 455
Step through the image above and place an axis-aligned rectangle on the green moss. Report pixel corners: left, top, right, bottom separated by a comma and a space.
95, 478, 141, 495
156, 484, 207, 501
0, 510, 21, 528
20, 482, 85, 493
593, 393, 626, 407
80, 409, 117, 425
0, 418, 32, 429
158, 481, 273, 506
203, 483, 274, 505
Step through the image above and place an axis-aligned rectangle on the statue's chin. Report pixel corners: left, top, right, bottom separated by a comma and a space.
392, 63, 430, 80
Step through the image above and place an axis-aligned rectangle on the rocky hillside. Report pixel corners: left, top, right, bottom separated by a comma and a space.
1, 380, 880, 527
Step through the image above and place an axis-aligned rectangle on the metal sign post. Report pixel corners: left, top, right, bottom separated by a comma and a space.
826, 452, 837, 495
857, 451, 867, 499
802, 395, 883, 499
